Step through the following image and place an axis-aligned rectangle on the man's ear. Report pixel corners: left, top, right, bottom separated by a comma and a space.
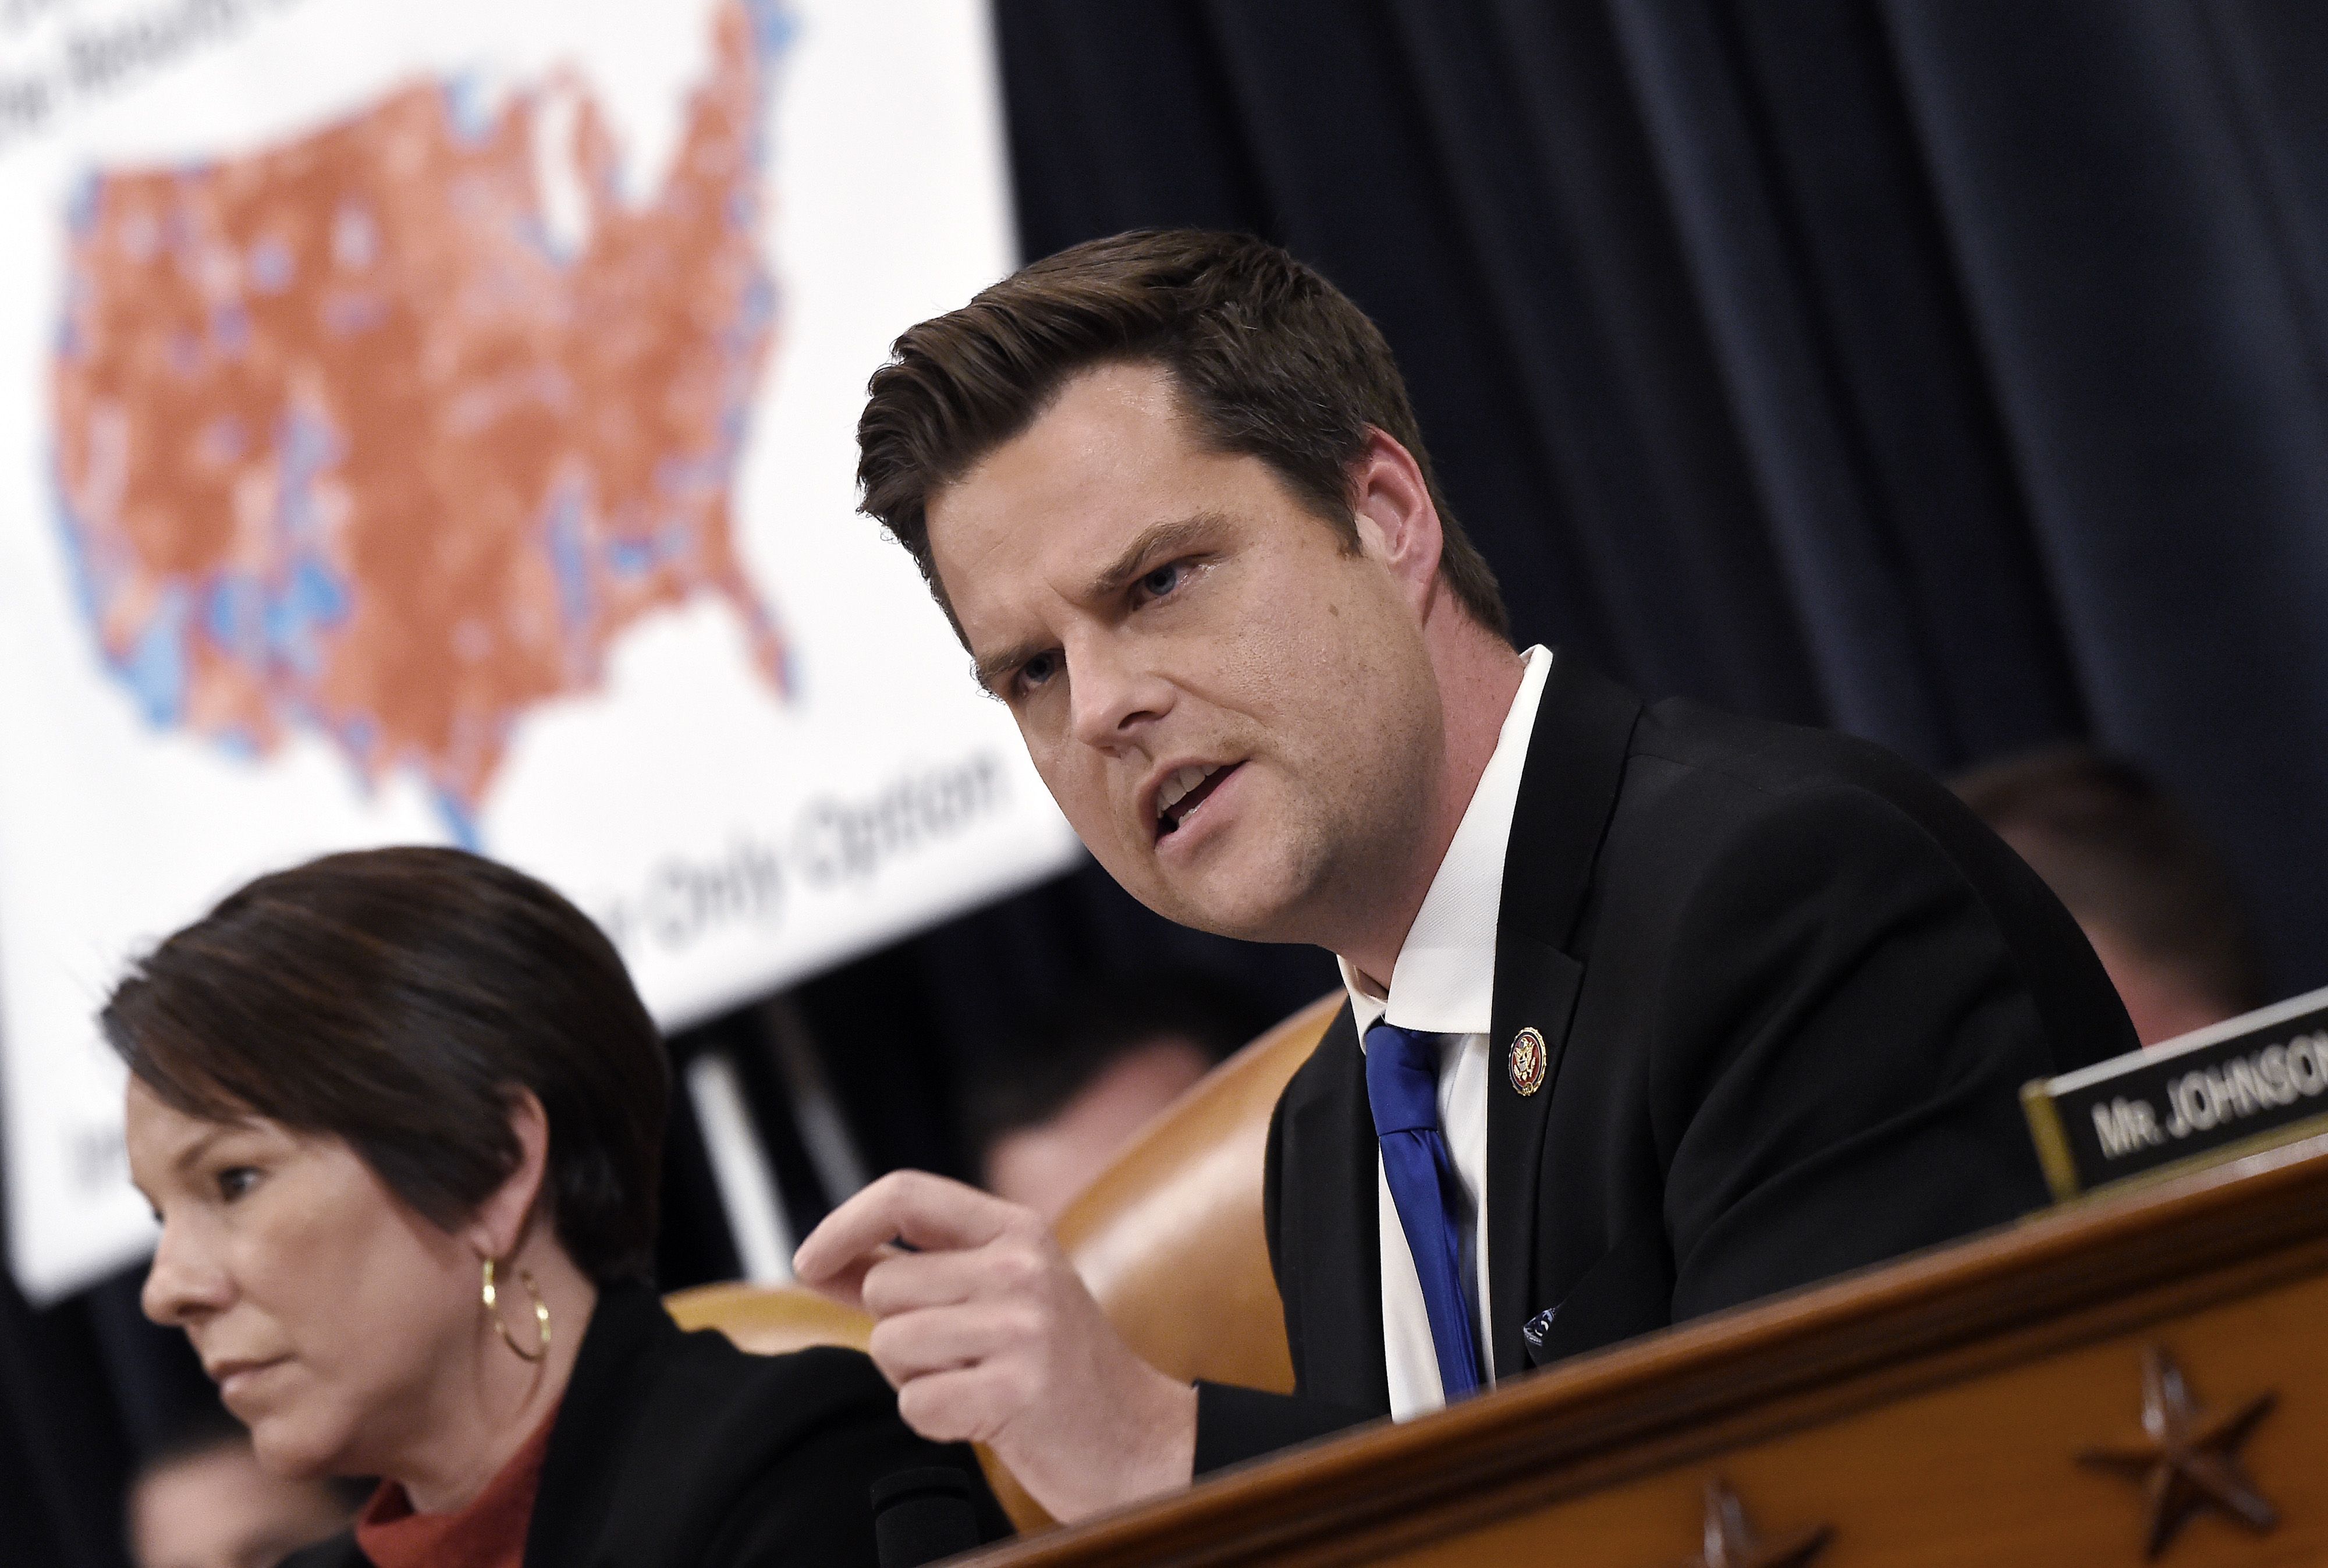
1348, 427, 1445, 613
466, 1088, 552, 1264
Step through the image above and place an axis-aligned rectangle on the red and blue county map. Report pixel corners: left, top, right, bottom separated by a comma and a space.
50, 0, 792, 845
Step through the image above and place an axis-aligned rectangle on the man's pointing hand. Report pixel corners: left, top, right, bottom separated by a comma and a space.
792, 1169, 1199, 1522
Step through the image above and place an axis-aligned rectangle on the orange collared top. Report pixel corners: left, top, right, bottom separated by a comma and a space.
353, 1403, 560, 1568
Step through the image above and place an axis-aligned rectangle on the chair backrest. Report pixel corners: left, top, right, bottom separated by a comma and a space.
664, 1276, 872, 1356
665, 989, 1343, 1528
1045, 989, 1340, 1392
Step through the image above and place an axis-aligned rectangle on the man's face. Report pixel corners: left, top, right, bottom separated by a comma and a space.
927, 362, 1442, 944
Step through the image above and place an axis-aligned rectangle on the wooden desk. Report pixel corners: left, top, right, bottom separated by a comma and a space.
964, 1131, 2328, 1566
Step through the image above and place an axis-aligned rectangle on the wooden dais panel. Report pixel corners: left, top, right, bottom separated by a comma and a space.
966, 1132, 2328, 1567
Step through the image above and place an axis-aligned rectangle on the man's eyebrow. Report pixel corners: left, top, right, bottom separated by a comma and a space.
968, 512, 1232, 695
972, 638, 1049, 697
1084, 512, 1229, 602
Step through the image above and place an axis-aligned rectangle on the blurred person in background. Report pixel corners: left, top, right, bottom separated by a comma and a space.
128, 1407, 358, 1568
968, 971, 1255, 1220
1954, 745, 2267, 1046
113, 847, 1001, 1568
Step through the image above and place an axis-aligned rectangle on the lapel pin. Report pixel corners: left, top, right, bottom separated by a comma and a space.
1508, 1026, 1548, 1097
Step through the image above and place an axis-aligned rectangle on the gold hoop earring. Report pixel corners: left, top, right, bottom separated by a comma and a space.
481, 1257, 551, 1363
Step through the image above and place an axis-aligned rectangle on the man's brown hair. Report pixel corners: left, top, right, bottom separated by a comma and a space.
857, 229, 1509, 639
1953, 745, 2266, 1019
104, 847, 669, 1284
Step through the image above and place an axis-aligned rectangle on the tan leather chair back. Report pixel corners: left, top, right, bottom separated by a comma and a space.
665, 989, 1343, 1530
1046, 989, 1339, 1392
665, 1276, 872, 1356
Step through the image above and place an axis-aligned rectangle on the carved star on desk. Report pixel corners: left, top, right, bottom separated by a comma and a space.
1684, 1478, 1830, 1568
2077, 1345, 2279, 1559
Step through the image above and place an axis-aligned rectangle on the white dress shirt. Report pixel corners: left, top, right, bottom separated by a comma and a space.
1339, 644, 1552, 1420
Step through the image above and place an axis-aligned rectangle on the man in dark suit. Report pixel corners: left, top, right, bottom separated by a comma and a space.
795, 229, 2136, 1519
1200, 657, 2133, 1467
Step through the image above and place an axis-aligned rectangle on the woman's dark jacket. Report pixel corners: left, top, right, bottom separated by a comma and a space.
282, 1282, 1007, 1567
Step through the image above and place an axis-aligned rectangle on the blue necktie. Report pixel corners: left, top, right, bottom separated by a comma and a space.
1364, 1021, 1482, 1399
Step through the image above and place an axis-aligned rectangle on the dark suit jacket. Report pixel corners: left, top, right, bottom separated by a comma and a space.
283, 1283, 1006, 1567
1194, 658, 2136, 1470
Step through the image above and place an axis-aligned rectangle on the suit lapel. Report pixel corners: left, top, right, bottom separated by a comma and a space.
1484, 657, 1641, 1379
1280, 1004, 1389, 1411
1486, 933, 1582, 1379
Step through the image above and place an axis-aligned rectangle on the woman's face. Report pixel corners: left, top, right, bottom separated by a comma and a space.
126, 1078, 485, 1479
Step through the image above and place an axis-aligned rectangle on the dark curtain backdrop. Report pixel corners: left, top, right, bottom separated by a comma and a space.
16, 2, 2328, 1560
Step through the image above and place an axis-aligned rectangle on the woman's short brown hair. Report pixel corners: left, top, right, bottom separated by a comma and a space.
857, 228, 1509, 639
103, 847, 668, 1284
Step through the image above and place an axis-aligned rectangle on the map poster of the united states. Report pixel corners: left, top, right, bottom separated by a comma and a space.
0, 0, 1078, 1301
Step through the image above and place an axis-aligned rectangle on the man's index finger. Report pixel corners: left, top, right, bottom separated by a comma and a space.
793, 1169, 1014, 1281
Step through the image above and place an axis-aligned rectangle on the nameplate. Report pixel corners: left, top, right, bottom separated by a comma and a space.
2022, 983, 2328, 1201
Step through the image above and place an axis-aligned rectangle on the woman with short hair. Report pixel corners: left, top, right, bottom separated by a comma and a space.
114, 847, 999, 1567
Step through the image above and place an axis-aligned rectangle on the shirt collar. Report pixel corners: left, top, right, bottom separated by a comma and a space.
1343, 645, 1552, 1040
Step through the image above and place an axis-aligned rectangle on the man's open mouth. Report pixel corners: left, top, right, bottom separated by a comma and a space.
1156, 762, 1238, 839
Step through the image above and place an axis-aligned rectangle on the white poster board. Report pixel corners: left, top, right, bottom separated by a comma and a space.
0, 0, 1077, 1301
